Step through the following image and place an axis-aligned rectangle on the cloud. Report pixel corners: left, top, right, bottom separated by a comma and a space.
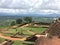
40, 0, 60, 10
0, 0, 60, 14
0, 8, 59, 14
0, 0, 43, 9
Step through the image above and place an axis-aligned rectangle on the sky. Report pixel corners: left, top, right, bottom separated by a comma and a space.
0, 0, 60, 15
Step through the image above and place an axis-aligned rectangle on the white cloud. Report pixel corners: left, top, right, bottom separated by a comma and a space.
0, 0, 60, 14
40, 0, 60, 10
39, 10, 59, 14
0, 8, 59, 14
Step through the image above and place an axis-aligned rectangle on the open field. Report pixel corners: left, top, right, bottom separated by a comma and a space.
2, 26, 47, 37
0, 38, 5, 43
0, 17, 51, 45
12, 40, 34, 45
0, 24, 47, 45
0, 37, 34, 45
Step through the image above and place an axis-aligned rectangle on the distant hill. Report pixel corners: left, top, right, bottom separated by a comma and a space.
0, 12, 59, 24
0, 12, 60, 18
0, 16, 55, 23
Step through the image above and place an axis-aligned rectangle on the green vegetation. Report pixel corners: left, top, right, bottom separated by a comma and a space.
0, 38, 34, 45
12, 40, 24, 45
2, 26, 46, 45
12, 40, 34, 45
0, 26, 6, 29
2, 26, 47, 37
11, 21, 16, 26
24, 17, 32, 23
16, 19, 23, 24
23, 27, 47, 33
2, 33, 13, 36
0, 17, 51, 45
0, 38, 5, 43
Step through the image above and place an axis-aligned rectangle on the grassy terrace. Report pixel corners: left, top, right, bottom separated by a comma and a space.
11, 26, 46, 34
0, 26, 47, 45
12, 40, 34, 45
0, 38, 34, 45
2, 26, 47, 37
0, 38, 5, 43
23, 26, 47, 33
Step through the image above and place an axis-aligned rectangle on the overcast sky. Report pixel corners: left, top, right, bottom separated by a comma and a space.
0, 0, 60, 14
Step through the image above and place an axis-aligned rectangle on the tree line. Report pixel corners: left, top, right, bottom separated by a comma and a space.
11, 17, 32, 26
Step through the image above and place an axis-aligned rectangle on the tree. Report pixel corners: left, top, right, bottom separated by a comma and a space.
24, 17, 32, 23
11, 21, 16, 26
16, 18, 22, 24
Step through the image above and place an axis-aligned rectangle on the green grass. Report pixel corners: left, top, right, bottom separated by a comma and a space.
12, 40, 24, 45
0, 38, 34, 45
0, 38, 5, 43
0, 26, 6, 29
1, 26, 47, 45
0, 36, 34, 45
0, 25, 47, 45
2, 26, 47, 37
12, 40, 34, 45
2, 33, 12, 36
25, 27, 46, 33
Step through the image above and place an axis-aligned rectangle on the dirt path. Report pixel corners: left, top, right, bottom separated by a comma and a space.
27, 30, 35, 34
21, 24, 36, 34
0, 33, 26, 41
0, 32, 47, 41
20, 24, 29, 28
0, 24, 37, 41
0, 24, 29, 41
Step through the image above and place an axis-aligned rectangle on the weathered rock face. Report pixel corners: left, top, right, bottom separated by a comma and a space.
47, 20, 60, 36
35, 36, 60, 45
35, 18, 60, 45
